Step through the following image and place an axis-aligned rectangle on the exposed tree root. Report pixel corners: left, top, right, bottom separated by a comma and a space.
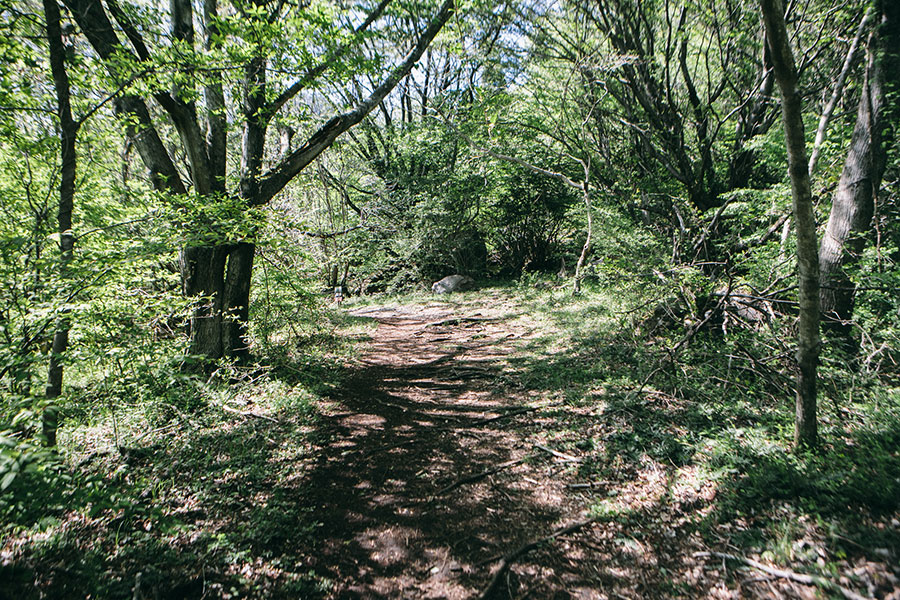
478, 517, 599, 599
433, 456, 532, 496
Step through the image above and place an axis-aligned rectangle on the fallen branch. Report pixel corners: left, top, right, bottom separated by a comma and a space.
426, 317, 500, 328
433, 455, 531, 496
534, 443, 581, 463
693, 552, 872, 600
478, 517, 599, 599
566, 480, 611, 489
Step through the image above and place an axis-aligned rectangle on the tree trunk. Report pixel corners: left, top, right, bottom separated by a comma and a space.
182, 245, 228, 360
43, 0, 78, 447
760, 0, 821, 450
818, 32, 885, 350
573, 165, 592, 294
222, 242, 254, 358
181, 243, 254, 362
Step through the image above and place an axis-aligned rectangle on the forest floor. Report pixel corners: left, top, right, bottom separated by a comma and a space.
299, 291, 726, 599
2, 287, 899, 599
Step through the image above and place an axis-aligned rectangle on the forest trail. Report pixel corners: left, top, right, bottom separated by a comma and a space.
304, 292, 707, 599
305, 293, 592, 598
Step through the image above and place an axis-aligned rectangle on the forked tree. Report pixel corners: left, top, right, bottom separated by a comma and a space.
61, 0, 455, 361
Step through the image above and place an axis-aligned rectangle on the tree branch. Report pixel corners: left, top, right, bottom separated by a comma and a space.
263, 0, 394, 121
694, 552, 871, 600
255, 0, 455, 205
63, 0, 186, 194
808, 7, 872, 175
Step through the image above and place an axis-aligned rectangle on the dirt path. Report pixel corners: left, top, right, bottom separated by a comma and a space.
301, 294, 599, 598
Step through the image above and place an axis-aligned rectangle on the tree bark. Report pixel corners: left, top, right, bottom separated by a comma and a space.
182, 246, 228, 359
43, 0, 78, 447
760, 0, 821, 450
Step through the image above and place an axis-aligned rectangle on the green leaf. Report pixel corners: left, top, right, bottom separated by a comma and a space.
0, 469, 16, 492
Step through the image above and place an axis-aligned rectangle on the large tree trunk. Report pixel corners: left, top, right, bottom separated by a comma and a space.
43, 0, 78, 446
181, 243, 254, 362
182, 246, 228, 360
818, 0, 898, 351
761, 0, 821, 450
818, 36, 884, 347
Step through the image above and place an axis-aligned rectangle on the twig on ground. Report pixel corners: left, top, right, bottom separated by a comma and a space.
433, 455, 532, 496
566, 480, 610, 489
478, 517, 599, 599
427, 317, 500, 327
693, 552, 872, 600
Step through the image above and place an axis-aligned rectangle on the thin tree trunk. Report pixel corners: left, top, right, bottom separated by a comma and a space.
222, 242, 254, 358
760, 0, 821, 450
573, 164, 592, 294
43, 0, 78, 447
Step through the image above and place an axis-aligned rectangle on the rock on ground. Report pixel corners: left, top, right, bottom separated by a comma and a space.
432, 274, 475, 294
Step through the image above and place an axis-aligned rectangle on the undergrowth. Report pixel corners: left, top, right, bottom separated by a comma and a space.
0, 303, 363, 599
504, 276, 900, 579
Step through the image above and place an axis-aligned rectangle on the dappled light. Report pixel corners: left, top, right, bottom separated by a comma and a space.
5, 290, 898, 598
2, 0, 900, 597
